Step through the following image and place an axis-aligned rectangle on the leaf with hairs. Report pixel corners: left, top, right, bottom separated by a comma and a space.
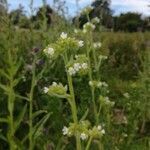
80, 109, 89, 121
33, 113, 51, 140
0, 118, 8, 123
32, 110, 48, 119
0, 69, 10, 79
14, 104, 27, 132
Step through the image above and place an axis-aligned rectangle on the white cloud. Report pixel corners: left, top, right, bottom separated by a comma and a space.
111, 0, 150, 16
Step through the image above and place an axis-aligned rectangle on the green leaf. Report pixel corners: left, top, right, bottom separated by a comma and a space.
0, 83, 8, 92
80, 109, 89, 121
32, 110, 48, 119
0, 132, 7, 142
0, 69, 10, 79
0, 118, 8, 123
14, 104, 27, 132
12, 78, 21, 87
33, 113, 51, 140
15, 94, 29, 101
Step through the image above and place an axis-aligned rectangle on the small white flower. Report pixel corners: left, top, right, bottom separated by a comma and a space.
47, 48, 54, 56
78, 40, 84, 47
89, 81, 93, 86
75, 55, 79, 59
105, 97, 110, 102
97, 125, 102, 131
97, 82, 102, 87
60, 32, 67, 39
68, 67, 76, 76
80, 133, 88, 140
82, 63, 88, 69
91, 24, 96, 29
123, 93, 130, 99
102, 82, 108, 87
62, 126, 68, 135
101, 129, 105, 134
52, 82, 57, 86
64, 85, 68, 91
74, 29, 78, 34
43, 87, 49, 93
74, 63, 81, 72
93, 17, 100, 23
93, 42, 102, 49
83, 29, 87, 33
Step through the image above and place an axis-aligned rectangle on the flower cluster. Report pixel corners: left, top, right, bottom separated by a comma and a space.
43, 82, 69, 98
44, 32, 84, 59
89, 80, 108, 88
99, 55, 108, 60
81, 6, 93, 15
67, 55, 89, 76
92, 17, 100, 24
62, 121, 105, 141
123, 92, 130, 99
89, 125, 105, 138
83, 22, 95, 33
60, 32, 67, 39
99, 96, 115, 107
93, 42, 102, 49
43, 46, 55, 58
78, 40, 84, 47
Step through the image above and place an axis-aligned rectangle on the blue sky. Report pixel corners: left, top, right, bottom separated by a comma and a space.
7, 0, 150, 16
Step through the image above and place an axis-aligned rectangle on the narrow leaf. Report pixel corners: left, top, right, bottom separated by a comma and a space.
32, 110, 48, 119
14, 104, 27, 132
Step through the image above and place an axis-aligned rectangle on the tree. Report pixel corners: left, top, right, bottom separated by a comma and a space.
0, 0, 7, 15
9, 4, 27, 25
74, 0, 113, 29
113, 12, 143, 32
31, 5, 53, 29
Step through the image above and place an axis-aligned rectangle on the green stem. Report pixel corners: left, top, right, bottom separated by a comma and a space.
8, 77, 15, 150
85, 137, 93, 150
86, 33, 99, 124
63, 53, 81, 150
29, 59, 36, 150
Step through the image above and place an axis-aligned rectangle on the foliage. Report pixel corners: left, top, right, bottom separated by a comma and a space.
0, 1, 150, 150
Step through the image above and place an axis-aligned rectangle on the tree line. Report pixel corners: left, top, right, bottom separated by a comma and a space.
0, 0, 149, 32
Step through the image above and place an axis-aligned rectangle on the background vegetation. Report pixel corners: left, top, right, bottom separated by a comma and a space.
0, 0, 149, 149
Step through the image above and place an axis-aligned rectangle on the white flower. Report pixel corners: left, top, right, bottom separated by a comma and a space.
52, 82, 57, 86
101, 129, 105, 135
83, 22, 95, 30
43, 87, 49, 93
93, 17, 100, 23
47, 48, 54, 56
93, 42, 102, 49
123, 93, 130, 99
60, 32, 67, 39
83, 29, 87, 33
62, 126, 68, 135
78, 40, 84, 47
102, 82, 108, 87
97, 125, 102, 131
82, 63, 88, 69
73, 63, 81, 72
91, 24, 96, 29
68, 67, 76, 76
89, 81, 93, 86
80, 133, 88, 140
74, 29, 78, 34
97, 81, 102, 87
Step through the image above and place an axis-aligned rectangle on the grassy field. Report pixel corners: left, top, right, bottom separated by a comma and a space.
0, 14, 150, 150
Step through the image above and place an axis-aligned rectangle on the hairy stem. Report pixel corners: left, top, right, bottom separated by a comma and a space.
63, 53, 81, 150
29, 58, 36, 150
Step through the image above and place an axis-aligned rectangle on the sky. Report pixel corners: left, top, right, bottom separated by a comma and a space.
7, 0, 150, 17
